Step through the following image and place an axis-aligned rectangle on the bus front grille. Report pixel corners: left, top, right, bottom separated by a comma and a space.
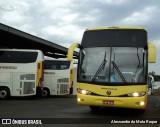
60, 84, 68, 94
57, 84, 69, 94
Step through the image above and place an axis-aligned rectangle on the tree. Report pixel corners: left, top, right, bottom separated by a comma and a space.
148, 71, 156, 77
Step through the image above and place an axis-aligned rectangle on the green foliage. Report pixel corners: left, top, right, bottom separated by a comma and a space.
148, 71, 156, 76
154, 75, 160, 81
148, 71, 160, 81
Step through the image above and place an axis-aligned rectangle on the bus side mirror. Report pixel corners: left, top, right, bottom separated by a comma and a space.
148, 43, 156, 63
67, 43, 80, 61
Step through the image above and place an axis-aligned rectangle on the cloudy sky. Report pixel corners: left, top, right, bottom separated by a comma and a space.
0, 0, 160, 74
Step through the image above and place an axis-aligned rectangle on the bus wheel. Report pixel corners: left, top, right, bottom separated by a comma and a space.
90, 106, 100, 112
42, 88, 50, 97
0, 88, 10, 100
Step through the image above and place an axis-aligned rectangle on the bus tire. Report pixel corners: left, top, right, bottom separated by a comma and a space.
70, 87, 73, 94
42, 88, 50, 97
0, 87, 10, 100
90, 106, 100, 112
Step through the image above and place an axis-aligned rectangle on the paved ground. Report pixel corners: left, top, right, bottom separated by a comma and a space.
0, 95, 160, 127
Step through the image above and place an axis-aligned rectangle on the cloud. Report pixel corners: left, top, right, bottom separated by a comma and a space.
96, 0, 129, 5
41, 24, 84, 47
0, 0, 30, 24
0, 0, 160, 73
123, 6, 156, 24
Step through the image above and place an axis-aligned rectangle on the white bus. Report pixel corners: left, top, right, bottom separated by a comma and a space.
0, 49, 44, 99
42, 59, 76, 97
148, 75, 160, 95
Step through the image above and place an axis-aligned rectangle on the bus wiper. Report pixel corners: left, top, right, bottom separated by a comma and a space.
92, 52, 107, 82
112, 61, 127, 83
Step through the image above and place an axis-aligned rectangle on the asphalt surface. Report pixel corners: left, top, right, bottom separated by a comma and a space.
0, 95, 160, 127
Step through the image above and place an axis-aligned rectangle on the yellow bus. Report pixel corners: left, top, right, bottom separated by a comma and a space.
67, 26, 156, 112
0, 49, 44, 99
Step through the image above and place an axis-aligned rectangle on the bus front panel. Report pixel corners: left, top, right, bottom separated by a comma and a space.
77, 83, 147, 109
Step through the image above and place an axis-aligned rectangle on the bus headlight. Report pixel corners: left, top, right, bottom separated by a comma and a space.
127, 92, 146, 97
77, 88, 91, 95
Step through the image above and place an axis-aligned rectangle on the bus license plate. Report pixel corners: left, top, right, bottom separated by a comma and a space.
103, 100, 114, 105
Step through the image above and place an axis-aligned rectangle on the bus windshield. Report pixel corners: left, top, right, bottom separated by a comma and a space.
44, 60, 71, 70
78, 47, 147, 85
0, 51, 38, 63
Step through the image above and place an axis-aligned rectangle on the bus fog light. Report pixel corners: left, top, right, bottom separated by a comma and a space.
77, 98, 84, 102
140, 101, 145, 106
77, 98, 81, 102
135, 101, 145, 106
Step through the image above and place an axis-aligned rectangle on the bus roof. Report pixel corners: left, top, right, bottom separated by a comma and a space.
44, 58, 68, 61
0, 48, 42, 52
86, 26, 146, 31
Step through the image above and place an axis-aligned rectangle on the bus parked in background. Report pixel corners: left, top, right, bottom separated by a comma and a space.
152, 75, 160, 90
67, 26, 156, 112
42, 59, 76, 97
148, 75, 154, 95
0, 49, 44, 99
148, 75, 160, 95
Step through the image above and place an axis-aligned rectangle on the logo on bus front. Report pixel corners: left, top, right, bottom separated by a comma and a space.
106, 90, 111, 95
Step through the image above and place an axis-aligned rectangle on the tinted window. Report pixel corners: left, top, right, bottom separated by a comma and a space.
81, 29, 147, 47
0, 51, 38, 63
44, 60, 70, 70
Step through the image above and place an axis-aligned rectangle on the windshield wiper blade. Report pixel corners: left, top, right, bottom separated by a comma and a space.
112, 61, 127, 83
92, 52, 107, 82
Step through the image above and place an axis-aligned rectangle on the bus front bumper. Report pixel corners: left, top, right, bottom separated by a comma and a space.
77, 94, 147, 109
